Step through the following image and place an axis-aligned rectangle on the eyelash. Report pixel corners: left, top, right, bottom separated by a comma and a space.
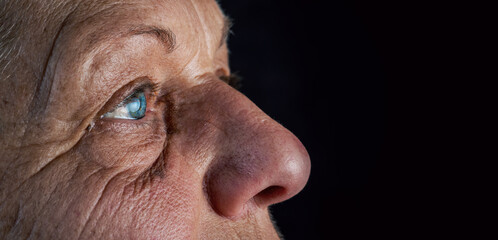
220, 73, 242, 89
148, 82, 161, 95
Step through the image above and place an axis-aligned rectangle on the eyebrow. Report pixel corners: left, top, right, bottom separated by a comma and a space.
220, 16, 233, 48
124, 17, 231, 53
127, 25, 177, 53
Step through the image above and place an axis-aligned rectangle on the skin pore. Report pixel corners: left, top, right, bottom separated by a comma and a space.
0, 0, 311, 239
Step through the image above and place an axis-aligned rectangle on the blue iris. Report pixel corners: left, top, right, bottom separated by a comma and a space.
102, 90, 147, 120
126, 91, 146, 119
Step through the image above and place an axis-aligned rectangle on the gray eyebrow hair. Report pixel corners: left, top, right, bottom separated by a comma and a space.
128, 25, 177, 53
220, 16, 233, 48
126, 19, 230, 53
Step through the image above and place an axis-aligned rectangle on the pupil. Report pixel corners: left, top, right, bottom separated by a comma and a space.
127, 91, 146, 119
127, 98, 141, 113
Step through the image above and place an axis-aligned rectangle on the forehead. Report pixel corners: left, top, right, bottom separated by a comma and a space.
55, 0, 229, 91
70, 0, 226, 49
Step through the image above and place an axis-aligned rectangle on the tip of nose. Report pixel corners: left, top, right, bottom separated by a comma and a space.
257, 138, 311, 206
206, 133, 311, 219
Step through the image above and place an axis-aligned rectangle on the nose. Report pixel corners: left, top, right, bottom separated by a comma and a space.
204, 81, 311, 219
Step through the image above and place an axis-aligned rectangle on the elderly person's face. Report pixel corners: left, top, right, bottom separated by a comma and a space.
0, 0, 310, 239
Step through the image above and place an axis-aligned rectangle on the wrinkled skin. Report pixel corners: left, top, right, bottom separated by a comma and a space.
0, 0, 310, 239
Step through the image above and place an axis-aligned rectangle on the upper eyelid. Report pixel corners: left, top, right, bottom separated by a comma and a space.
125, 82, 159, 102
114, 88, 147, 108
113, 83, 158, 109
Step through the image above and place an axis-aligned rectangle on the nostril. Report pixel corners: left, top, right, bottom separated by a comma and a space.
254, 185, 287, 207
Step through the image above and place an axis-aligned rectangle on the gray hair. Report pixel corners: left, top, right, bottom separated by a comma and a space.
0, 0, 27, 79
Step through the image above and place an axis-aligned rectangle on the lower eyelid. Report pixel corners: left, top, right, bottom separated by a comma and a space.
93, 109, 161, 134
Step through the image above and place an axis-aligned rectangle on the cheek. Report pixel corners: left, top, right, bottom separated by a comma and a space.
68, 110, 209, 238
75, 148, 203, 239
77, 116, 166, 170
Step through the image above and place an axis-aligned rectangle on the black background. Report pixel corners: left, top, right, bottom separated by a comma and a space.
218, 0, 476, 239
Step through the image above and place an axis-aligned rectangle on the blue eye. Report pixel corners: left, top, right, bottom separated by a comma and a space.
102, 90, 147, 120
